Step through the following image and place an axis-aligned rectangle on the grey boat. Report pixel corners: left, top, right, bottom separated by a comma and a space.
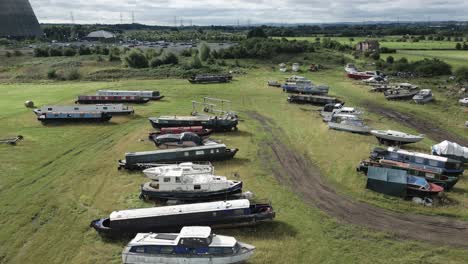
287, 94, 342, 106
413, 89, 434, 104
33, 104, 134, 116
328, 114, 371, 134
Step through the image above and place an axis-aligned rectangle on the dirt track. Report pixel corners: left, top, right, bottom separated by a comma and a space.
248, 112, 468, 247
364, 101, 468, 146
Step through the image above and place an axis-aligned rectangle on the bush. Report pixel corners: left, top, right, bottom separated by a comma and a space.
47, 69, 57, 79
247, 27, 268, 38
380, 47, 397, 53
34, 46, 49, 57
455, 66, 468, 82
371, 52, 380, 60
149, 57, 164, 68
49, 47, 62, 57
63, 47, 76, 56
108, 53, 121, 62
456, 43, 462, 50
386, 56, 395, 64
163, 52, 179, 65
191, 56, 202, 69
66, 68, 81, 80
122, 49, 148, 68
78, 46, 91, 55
412, 58, 452, 76
181, 49, 193, 57
199, 43, 211, 61
145, 48, 160, 60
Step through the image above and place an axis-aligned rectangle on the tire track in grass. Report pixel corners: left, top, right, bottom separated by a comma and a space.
248, 111, 468, 248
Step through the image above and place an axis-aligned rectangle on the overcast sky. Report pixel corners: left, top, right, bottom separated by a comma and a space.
30, 0, 468, 25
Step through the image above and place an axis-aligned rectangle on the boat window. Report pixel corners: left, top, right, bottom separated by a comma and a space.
74, 107, 79, 110
103, 107, 108, 110
67, 114, 72, 117
164, 177, 171, 183
160, 246, 174, 254
145, 246, 160, 254
233, 209, 244, 215
194, 185, 201, 190
415, 157, 424, 164
210, 150, 214, 154
48, 108, 53, 111
130, 246, 145, 253
184, 152, 189, 156
390, 153, 399, 159
175, 177, 181, 183
196, 151, 204, 155
428, 160, 438, 167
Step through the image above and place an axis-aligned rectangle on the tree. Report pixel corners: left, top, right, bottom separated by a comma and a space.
199, 43, 211, 61
122, 49, 148, 68
455, 67, 468, 82
191, 55, 202, 69
247, 27, 267, 39
163, 52, 179, 65
386, 56, 394, 64
456, 43, 462, 50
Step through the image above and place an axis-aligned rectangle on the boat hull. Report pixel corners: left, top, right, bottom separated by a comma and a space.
384, 91, 419, 100
347, 73, 374, 80
371, 131, 424, 145
328, 123, 370, 134
413, 96, 434, 104
140, 182, 243, 201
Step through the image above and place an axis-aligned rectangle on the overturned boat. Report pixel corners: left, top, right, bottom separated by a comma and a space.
149, 114, 238, 132
37, 111, 112, 123
287, 94, 342, 106
119, 144, 238, 170
33, 104, 134, 116
143, 162, 214, 180
413, 89, 434, 104
140, 172, 242, 201
76, 95, 150, 104
370, 147, 464, 176
358, 159, 459, 190
122, 226, 255, 264
90, 199, 275, 237
328, 114, 370, 134
97, 90, 164, 100
370, 130, 424, 145
432, 140, 468, 163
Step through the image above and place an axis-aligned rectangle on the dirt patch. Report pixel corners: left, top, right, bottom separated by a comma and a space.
248, 111, 468, 247
364, 101, 468, 146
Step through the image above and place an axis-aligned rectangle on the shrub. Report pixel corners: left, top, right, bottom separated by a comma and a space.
108, 53, 121, 62
122, 49, 148, 68
371, 52, 380, 60
380, 47, 397, 53
456, 43, 462, 50
78, 46, 91, 55
455, 66, 468, 82
63, 47, 76, 56
181, 48, 193, 57
145, 48, 159, 60
34, 46, 49, 57
66, 68, 81, 80
49, 47, 62, 57
47, 68, 57, 79
191, 55, 202, 69
149, 57, 164, 68
163, 52, 179, 65
412, 58, 452, 76
199, 43, 211, 61
386, 56, 395, 64
247, 27, 267, 38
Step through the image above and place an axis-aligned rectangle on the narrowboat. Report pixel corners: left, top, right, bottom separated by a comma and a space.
287, 94, 342, 106
152, 132, 204, 148
358, 159, 459, 190
432, 140, 468, 163
140, 171, 242, 201
76, 95, 150, 104
33, 104, 134, 116
90, 199, 275, 237
148, 127, 213, 140
97, 90, 164, 100
148, 114, 238, 132
370, 147, 464, 176
118, 144, 238, 170
37, 112, 112, 123
122, 226, 255, 264
188, 74, 232, 84
143, 162, 214, 180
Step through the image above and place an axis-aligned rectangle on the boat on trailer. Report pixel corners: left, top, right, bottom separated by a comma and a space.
370, 130, 424, 145
148, 114, 238, 132
140, 171, 242, 201
122, 226, 255, 264
90, 199, 275, 237
143, 163, 214, 180
37, 112, 112, 123
119, 144, 238, 170
370, 147, 464, 176
287, 94, 342, 106
76, 95, 150, 104
357, 159, 459, 190
413, 89, 434, 104
33, 104, 134, 116
97, 90, 164, 100
328, 114, 370, 134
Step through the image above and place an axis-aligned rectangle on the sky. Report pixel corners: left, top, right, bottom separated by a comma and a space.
29, 0, 468, 26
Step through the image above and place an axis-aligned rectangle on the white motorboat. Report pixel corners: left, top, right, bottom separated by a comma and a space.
143, 162, 214, 180
321, 104, 362, 122
413, 89, 434, 104
122, 226, 255, 264
328, 114, 370, 134
370, 130, 424, 145
459, 98, 468, 106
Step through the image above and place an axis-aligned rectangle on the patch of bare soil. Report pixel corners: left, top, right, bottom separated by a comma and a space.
248, 111, 468, 247
364, 101, 468, 146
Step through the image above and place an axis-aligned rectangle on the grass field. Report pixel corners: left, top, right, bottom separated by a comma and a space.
382, 50, 468, 69
284, 36, 459, 50
1, 62, 468, 263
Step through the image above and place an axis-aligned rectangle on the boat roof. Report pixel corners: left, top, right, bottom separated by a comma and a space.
98, 89, 155, 93
155, 115, 212, 121
179, 226, 211, 238
372, 130, 420, 137
387, 147, 448, 162
110, 199, 250, 221
126, 144, 227, 156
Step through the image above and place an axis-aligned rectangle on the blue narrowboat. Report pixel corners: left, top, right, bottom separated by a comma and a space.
37, 112, 112, 123
371, 147, 464, 176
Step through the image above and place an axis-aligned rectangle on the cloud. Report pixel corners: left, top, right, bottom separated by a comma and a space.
29, 0, 468, 25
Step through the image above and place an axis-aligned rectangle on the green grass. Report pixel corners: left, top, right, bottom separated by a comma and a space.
383, 50, 468, 69
284, 36, 459, 50
1, 65, 468, 263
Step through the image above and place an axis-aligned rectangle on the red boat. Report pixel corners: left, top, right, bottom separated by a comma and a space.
345, 64, 382, 80
148, 126, 213, 139
406, 175, 444, 197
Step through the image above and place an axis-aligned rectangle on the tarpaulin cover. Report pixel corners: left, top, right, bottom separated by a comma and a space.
432, 140, 468, 161
366, 166, 407, 197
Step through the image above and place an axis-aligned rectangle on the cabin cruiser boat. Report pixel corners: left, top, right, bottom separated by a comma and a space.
97, 90, 164, 100
345, 64, 358, 74
345, 64, 382, 80
90, 199, 275, 237
413, 89, 434, 104
370, 130, 424, 145
459, 98, 468, 106
406, 175, 444, 197
143, 163, 214, 180
282, 76, 329, 95
122, 226, 255, 264
363, 76, 388, 84
321, 103, 362, 122
384, 87, 420, 100
328, 114, 370, 134
432, 140, 468, 163
140, 171, 242, 201
267, 80, 281, 87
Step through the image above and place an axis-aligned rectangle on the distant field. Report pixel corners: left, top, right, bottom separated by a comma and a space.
382, 50, 468, 69
285, 36, 458, 50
